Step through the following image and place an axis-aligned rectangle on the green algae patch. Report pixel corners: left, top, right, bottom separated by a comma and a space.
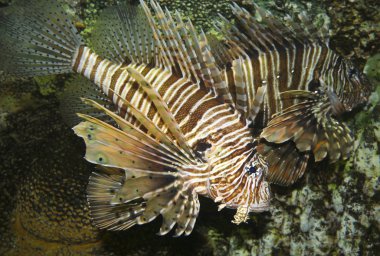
34, 75, 58, 96
364, 53, 380, 81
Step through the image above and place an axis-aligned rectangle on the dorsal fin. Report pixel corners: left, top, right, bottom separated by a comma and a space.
206, 33, 237, 68
283, 11, 330, 46
140, 0, 233, 104
90, 2, 157, 65
209, 3, 332, 123
215, 3, 330, 59
229, 57, 267, 122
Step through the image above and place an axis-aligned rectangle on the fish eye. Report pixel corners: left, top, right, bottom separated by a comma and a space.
348, 68, 358, 79
248, 166, 256, 174
245, 163, 260, 176
308, 79, 321, 93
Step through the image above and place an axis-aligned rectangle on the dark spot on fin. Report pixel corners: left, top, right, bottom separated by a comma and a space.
0, 0, 83, 76
90, 1, 155, 65
59, 76, 116, 127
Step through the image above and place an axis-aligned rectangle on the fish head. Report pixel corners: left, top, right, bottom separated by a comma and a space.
343, 59, 373, 111
229, 153, 271, 224
228, 152, 271, 218
332, 59, 373, 113
208, 150, 271, 222
241, 153, 271, 211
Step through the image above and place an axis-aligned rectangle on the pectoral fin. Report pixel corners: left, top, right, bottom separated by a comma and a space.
74, 100, 202, 236
257, 142, 310, 186
261, 91, 353, 163
87, 168, 200, 236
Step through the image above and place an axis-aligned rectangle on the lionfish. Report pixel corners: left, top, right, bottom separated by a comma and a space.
0, 0, 371, 236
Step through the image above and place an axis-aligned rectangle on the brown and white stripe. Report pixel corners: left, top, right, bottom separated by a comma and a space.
214, 3, 370, 130
71, 44, 267, 208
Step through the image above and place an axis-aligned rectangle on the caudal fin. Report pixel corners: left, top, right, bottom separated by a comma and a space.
0, 0, 83, 76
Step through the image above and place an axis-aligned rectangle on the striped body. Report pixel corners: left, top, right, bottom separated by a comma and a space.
224, 42, 360, 127
73, 46, 269, 209
2, 0, 371, 235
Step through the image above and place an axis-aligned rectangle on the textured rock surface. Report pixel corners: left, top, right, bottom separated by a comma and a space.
0, 0, 379, 255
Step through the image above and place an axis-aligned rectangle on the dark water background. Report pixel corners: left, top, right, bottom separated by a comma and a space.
0, 0, 379, 255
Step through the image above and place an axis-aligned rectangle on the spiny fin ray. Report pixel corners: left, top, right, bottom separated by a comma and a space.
87, 169, 200, 236
126, 66, 196, 160
81, 98, 192, 166
261, 91, 353, 162
141, 0, 232, 104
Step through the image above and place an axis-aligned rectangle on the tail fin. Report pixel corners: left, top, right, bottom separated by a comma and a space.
0, 0, 83, 76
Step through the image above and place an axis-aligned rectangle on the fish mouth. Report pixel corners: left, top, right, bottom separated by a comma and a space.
225, 199, 271, 212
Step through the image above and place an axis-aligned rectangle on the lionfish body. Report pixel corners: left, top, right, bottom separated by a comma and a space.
0, 0, 371, 236
213, 4, 372, 185
72, 45, 271, 223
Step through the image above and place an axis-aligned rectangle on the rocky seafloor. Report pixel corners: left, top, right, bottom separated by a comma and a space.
0, 0, 379, 255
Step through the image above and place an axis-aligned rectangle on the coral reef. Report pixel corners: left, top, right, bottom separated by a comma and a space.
0, 0, 379, 255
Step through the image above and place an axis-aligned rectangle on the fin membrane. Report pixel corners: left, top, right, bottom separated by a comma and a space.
214, 2, 330, 59
206, 33, 237, 69
74, 97, 202, 236
87, 168, 200, 236
0, 0, 83, 76
73, 113, 183, 171
261, 91, 353, 162
59, 76, 115, 127
90, 2, 156, 65
257, 142, 310, 186
80, 98, 189, 165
